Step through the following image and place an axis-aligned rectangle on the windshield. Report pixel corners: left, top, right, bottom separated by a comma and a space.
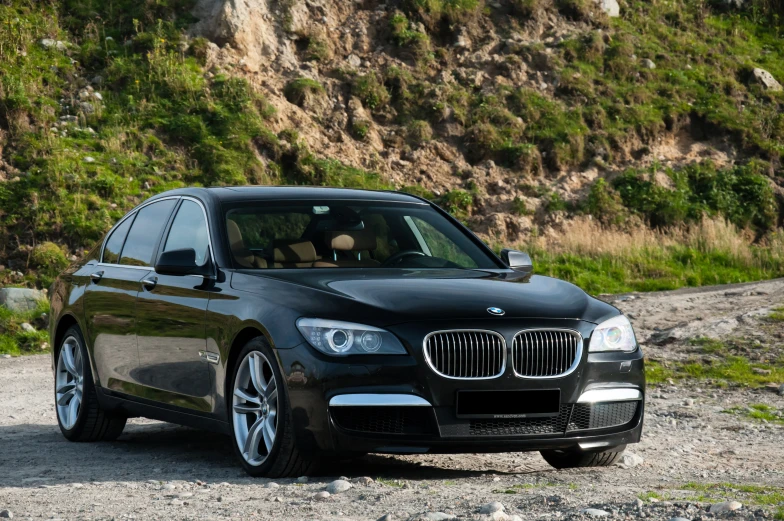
224, 201, 500, 270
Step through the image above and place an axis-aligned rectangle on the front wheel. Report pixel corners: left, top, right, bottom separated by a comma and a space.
540, 445, 626, 469
229, 337, 319, 477
55, 326, 126, 442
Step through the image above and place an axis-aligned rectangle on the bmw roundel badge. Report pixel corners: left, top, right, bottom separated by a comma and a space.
487, 307, 505, 316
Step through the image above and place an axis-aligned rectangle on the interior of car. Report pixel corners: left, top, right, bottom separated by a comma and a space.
224, 203, 487, 270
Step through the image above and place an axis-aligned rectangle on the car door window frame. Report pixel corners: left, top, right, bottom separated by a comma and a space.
98, 196, 216, 272
154, 196, 218, 279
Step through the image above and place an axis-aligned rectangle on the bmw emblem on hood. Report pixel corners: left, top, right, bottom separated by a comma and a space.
487, 307, 505, 316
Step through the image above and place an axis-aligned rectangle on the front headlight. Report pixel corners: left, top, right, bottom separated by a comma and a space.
588, 315, 637, 353
296, 318, 407, 356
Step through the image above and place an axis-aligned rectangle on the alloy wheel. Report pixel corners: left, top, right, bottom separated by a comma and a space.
232, 351, 279, 466
56, 336, 84, 430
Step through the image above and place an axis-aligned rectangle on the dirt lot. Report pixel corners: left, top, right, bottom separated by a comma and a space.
1, 280, 783, 521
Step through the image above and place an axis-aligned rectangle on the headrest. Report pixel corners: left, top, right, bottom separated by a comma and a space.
325, 229, 377, 251
227, 219, 255, 268
273, 240, 318, 263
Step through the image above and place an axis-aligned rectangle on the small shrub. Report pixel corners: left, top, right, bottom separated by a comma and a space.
438, 189, 474, 220
512, 196, 533, 216
351, 120, 371, 140
304, 35, 330, 62
31, 242, 69, 282
389, 11, 431, 60
188, 36, 210, 65
406, 119, 433, 146
284, 77, 325, 106
585, 178, 628, 226
351, 73, 390, 111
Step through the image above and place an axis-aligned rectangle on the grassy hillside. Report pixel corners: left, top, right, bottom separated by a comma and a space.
0, 0, 783, 300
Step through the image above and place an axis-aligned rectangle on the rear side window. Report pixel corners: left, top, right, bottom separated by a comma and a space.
119, 199, 177, 267
102, 215, 134, 264
162, 200, 211, 267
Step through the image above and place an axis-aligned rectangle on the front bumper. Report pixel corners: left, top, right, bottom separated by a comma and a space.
277, 318, 645, 456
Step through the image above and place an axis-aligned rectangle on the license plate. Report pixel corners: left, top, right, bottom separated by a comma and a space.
456, 389, 561, 419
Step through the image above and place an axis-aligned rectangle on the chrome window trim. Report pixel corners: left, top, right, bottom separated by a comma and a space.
576, 388, 642, 403
98, 195, 217, 277
422, 329, 507, 381
511, 328, 583, 380
328, 394, 432, 407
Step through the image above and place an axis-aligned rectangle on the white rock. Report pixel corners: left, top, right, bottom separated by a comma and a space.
346, 54, 361, 68
265, 482, 279, 489
616, 452, 644, 468
709, 501, 742, 513
642, 58, 656, 69
1, 354, 11, 359
20, 323, 35, 333
778, 383, 784, 396
594, 0, 620, 16
296, 476, 308, 483
581, 508, 610, 517
684, 398, 694, 406
753, 68, 784, 91
0, 288, 45, 312
314, 491, 330, 501
326, 479, 352, 494
39, 39, 57, 49
84, 157, 95, 163
479, 502, 504, 514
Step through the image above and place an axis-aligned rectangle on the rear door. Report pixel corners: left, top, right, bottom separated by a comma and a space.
134, 198, 214, 412
84, 198, 177, 393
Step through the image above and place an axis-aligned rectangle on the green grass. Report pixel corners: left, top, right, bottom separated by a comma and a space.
640, 482, 784, 508
0, 300, 51, 356
725, 404, 784, 425
769, 307, 784, 321
530, 243, 784, 295
645, 356, 784, 388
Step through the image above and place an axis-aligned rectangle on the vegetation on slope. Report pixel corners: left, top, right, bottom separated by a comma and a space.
0, 0, 783, 298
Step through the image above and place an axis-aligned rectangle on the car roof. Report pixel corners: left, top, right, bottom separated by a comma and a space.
145, 186, 427, 205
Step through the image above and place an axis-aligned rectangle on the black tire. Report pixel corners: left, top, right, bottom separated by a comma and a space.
228, 337, 320, 477
540, 445, 626, 469
56, 326, 127, 442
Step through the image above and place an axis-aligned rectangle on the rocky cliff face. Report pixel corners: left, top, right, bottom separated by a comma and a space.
183, 0, 782, 246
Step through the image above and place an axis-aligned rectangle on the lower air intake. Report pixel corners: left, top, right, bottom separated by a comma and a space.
331, 406, 436, 435
567, 401, 638, 431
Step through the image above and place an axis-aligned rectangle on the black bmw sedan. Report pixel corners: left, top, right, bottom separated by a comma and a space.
49, 187, 644, 477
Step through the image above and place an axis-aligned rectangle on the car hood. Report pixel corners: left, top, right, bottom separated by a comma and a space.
232, 268, 618, 325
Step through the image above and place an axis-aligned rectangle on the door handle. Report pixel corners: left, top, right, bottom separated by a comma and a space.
90, 271, 104, 283
141, 277, 157, 290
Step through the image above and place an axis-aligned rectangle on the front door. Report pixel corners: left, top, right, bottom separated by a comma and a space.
134, 199, 213, 412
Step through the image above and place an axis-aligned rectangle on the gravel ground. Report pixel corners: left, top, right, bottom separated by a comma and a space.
1, 279, 783, 521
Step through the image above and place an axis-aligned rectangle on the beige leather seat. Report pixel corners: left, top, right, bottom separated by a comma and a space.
273, 240, 319, 268
313, 230, 381, 268
227, 220, 268, 268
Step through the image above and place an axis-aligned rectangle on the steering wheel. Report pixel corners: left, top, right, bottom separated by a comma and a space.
381, 250, 427, 267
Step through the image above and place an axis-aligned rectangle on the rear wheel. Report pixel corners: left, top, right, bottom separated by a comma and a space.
55, 326, 127, 442
229, 337, 319, 477
540, 445, 626, 469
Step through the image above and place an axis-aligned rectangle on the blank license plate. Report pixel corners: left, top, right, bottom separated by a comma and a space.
456, 389, 560, 419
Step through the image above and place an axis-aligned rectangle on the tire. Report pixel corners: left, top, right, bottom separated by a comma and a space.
228, 337, 320, 477
55, 326, 127, 442
540, 445, 626, 469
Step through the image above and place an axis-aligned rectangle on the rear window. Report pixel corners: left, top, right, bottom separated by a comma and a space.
119, 199, 177, 267
224, 201, 498, 270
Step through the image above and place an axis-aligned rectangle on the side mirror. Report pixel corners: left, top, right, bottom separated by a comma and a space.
500, 249, 533, 275
155, 248, 212, 277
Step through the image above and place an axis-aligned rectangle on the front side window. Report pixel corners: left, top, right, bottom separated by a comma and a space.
224, 201, 499, 270
102, 214, 135, 264
119, 199, 177, 267
162, 200, 210, 266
